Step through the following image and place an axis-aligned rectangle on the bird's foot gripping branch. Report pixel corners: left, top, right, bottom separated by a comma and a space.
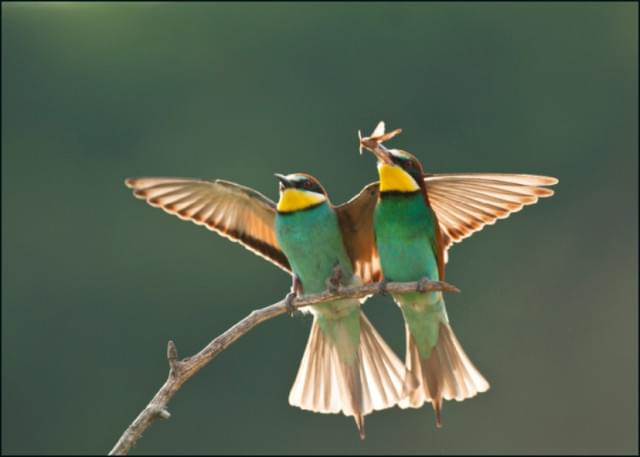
108, 277, 459, 455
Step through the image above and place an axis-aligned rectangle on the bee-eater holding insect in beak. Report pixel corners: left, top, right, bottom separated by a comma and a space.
125, 172, 415, 439
359, 121, 558, 427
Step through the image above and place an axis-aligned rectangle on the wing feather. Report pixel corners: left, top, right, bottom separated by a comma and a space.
335, 182, 382, 283
424, 173, 558, 254
332, 172, 557, 275
125, 177, 291, 272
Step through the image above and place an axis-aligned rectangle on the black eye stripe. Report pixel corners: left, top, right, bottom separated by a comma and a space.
289, 178, 322, 194
392, 155, 411, 168
391, 155, 411, 167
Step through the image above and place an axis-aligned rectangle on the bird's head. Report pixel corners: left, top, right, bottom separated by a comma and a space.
275, 173, 328, 213
359, 121, 424, 193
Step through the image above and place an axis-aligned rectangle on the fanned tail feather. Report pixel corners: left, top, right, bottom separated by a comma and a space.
289, 311, 416, 439
400, 321, 489, 427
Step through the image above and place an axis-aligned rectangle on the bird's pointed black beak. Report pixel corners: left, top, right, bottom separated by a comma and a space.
274, 173, 292, 188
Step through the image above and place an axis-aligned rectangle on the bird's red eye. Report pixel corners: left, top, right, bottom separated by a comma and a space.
303, 181, 311, 189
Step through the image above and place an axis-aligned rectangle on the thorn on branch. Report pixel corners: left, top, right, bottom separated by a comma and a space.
158, 408, 171, 420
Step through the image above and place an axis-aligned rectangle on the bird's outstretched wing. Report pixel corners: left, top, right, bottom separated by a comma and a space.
125, 177, 291, 272
335, 182, 382, 283
424, 173, 558, 255
335, 173, 557, 273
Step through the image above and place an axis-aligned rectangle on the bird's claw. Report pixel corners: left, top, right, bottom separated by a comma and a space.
377, 279, 388, 295
417, 277, 431, 293
326, 264, 343, 293
284, 292, 298, 316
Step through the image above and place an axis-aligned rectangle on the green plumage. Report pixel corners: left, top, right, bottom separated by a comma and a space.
275, 202, 360, 362
374, 193, 448, 359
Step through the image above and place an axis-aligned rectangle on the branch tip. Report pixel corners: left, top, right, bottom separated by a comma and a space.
444, 281, 461, 293
167, 340, 178, 362
167, 340, 182, 375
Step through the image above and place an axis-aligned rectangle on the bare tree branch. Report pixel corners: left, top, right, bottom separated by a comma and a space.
108, 278, 459, 455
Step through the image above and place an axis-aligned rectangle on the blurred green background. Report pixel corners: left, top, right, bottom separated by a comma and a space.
2, 2, 637, 454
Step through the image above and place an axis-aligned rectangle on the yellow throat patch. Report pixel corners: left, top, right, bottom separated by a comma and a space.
277, 188, 326, 212
378, 163, 420, 192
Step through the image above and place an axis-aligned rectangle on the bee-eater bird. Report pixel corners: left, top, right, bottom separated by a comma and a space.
125, 173, 414, 439
358, 121, 558, 427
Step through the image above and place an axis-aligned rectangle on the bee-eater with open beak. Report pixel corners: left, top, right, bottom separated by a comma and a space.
125, 172, 414, 439
359, 121, 558, 427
